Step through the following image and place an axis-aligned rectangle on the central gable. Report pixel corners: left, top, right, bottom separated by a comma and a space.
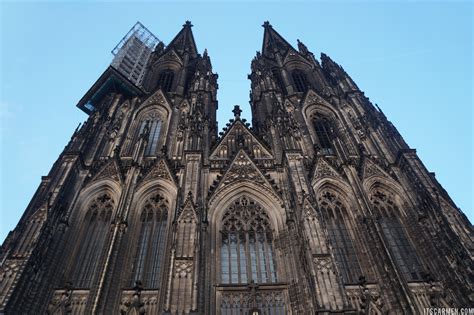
208, 149, 280, 200
210, 120, 273, 162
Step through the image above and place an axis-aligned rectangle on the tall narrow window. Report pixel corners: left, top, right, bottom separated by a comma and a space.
313, 116, 334, 154
73, 193, 114, 288
319, 191, 362, 284
292, 70, 308, 92
140, 119, 162, 156
371, 190, 423, 281
272, 68, 286, 93
158, 70, 174, 92
220, 197, 278, 285
131, 193, 168, 288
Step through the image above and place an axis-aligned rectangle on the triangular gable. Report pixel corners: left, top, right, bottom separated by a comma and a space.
210, 120, 272, 160
178, 99, 191, 113
361, 158, 391, 180
89, 159, 122, 184
302, 89, 332, 108
209, 149, 279, 198
139, 159, 176, 186
302, 198, 318, 219
312, 158, 343, 184
140, 89, 172, 115
177, 193, 198, 221
157, 49, 184, 66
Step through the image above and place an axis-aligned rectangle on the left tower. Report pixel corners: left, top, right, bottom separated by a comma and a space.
0, 21, 217, 314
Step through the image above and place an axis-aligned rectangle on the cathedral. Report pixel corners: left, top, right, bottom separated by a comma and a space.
0, 21, 472, 314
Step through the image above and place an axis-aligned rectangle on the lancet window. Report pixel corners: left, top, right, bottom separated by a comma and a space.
292, 70, 308, 93
312, 115, 334, 154
220, 196, 278, 285
370, 190, 423, 281
158, 70, 174, 92
131, 193, 168, 288
137, 111, 162, 156
318, 190, 362, 284
72, 193, 114, 288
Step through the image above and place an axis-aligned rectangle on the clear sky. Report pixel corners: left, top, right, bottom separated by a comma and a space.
1, 1, 472, 243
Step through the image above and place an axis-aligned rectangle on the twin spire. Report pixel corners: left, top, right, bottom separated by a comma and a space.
165, 20, 310, 60
164, 20, 198, 58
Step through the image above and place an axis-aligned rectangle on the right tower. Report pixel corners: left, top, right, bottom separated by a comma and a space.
248, 21, 473, 313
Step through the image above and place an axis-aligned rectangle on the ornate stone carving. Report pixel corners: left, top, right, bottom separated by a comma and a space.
88, 160, 122, 184
139, 159, 173, 185
313, 255, 334, 273
222, 151, 265, 185
173, 260, 193, 278
313, 158, 341, 181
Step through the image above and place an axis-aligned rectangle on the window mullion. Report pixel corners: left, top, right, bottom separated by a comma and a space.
263, 231, 272, 283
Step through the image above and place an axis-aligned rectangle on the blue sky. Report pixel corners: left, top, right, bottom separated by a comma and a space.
1, 1, 472, 243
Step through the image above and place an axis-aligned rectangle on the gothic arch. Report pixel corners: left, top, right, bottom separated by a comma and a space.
65, 182, 120, 288
363, 177, 412, 218
131, 180, 177, 220
208, 183, 286, 234
312, 182, 366, 284
74, 179, 121, 223
125, 184, 174, 290
145, 51, 183, 92
123, 103, 171, 156
210, 191, 288, 314
313, 178, 353, 204
365, 179, 424, 282
302, 101, 343, 152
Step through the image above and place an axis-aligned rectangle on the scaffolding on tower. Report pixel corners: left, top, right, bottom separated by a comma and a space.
111, 21, 161, 87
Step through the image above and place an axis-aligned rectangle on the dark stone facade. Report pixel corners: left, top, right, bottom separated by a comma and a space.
0, 21, 472, 314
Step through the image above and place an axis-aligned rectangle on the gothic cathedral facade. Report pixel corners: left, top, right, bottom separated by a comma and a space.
1, 21, 472, 314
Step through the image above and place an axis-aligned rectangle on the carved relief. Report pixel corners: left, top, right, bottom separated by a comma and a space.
313, 255, 334, 273
139, 159, 174, 185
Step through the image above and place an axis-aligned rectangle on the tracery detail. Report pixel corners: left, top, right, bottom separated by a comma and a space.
318, 190, 362, 284
72, 193, 114, 288
220, 196, 278, 285
370, 189, 423, 281
139, 111, 162, 156
131, 193, 168, 288
311, 114, 334, 155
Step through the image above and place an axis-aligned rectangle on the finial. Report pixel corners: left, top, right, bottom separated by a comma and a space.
297, 39, 309, 54
232, 105, 242, 120
184, 20, 193, 27
203, 48, 208, 57
262, 21, 272, 28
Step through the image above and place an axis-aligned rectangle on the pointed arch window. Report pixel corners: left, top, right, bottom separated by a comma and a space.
72, 193, 114, 288
371, 190, 423, 281
220, 196, 278, 285
138, 114, 162, 156
312, 115, 334, 155
158, 70, 174, 92
292, 70, 308, 93
319, 191, 362, 284
131, 193, 168, 288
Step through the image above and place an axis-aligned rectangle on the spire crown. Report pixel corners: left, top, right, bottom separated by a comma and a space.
261, 22, 296, 57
